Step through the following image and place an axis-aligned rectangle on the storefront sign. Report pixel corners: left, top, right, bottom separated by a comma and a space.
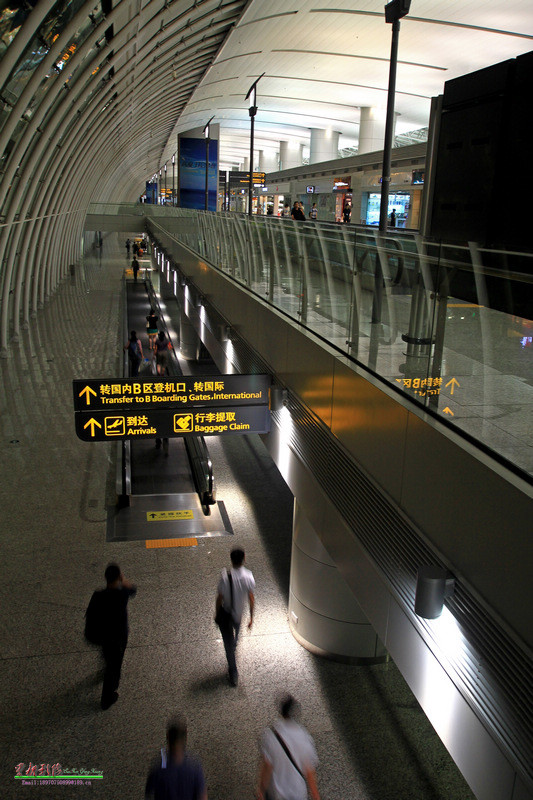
333, 177, 351, 192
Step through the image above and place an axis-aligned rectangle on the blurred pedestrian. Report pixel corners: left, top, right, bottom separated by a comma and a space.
145, 718, 207, 800
125, 238, 131, 258
86, 563, 136, 710
257, 695, 320, 800
214, 548, 255, 686
146, 308, 159, 350
155, 330, 171, 376
309, 203, 318, 220
131, 256, 140, 282
125, 330, 143, 377
390, 208, 397, 227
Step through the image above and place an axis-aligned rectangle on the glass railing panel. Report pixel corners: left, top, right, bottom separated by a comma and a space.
299, 222, 354, 346
88, 204, 532, 478
424, 243, 533, 473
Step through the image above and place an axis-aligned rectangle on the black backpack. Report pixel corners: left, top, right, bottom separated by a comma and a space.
84, 592, 104, 645
128, 339, 141, 363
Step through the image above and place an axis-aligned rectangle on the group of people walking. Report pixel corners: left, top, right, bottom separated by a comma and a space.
126, 238, 148, 282
124, 306, 171, 378
86, 550, 321, 799
283, 201, 318, 221
144, 695, 320, 800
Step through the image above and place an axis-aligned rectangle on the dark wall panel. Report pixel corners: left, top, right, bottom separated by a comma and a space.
430, 53, 532, 254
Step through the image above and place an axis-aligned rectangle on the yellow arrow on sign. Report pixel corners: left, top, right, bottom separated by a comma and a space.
445, 377, 460, 395
84, 418, 102, 436
78, 385, 98, 405
443, 407, 454, 416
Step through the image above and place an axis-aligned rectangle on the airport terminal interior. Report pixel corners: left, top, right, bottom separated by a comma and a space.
0, 2, 532, 800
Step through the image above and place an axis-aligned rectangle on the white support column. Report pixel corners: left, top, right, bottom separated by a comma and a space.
289, 500, 387, 663
259, 150, 279, 173
279, 141, 303, 170
309, 128, 339, 164
359, 107, 388, 154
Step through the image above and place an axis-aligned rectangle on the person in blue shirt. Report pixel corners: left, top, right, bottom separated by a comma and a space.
145, 720, 207, 800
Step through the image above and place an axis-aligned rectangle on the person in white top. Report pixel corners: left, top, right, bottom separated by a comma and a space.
215, 548, 255, 686
257, 695, 320, 800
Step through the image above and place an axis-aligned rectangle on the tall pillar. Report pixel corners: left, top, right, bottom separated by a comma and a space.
243, 156, 250, 172
279, 141, 303, 171
259, 150, 279, 173
359, 107, 388, 154
309, 128, 339, 164
179, 310, 200, 360
289, 500, 387, 663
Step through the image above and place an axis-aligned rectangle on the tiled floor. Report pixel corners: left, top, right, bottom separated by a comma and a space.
0, 234, 476, 799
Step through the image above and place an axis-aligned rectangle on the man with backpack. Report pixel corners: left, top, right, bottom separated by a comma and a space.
214, 548, 255, 687
85, 563, 137, 710
125, 330, 143, 376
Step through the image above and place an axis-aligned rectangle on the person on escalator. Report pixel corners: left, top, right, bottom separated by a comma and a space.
155, 331, 171, 376
146, 308, 159, 350
125, 331, 143, 377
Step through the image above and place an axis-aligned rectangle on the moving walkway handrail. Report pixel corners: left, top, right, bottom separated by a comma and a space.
184, 435, 216, 513
116, 271, 216, 514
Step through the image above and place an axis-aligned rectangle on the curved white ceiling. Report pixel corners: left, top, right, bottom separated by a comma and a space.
165, 0, 533, 170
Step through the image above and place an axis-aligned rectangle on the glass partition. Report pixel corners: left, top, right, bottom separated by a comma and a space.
89, 203, 533, 479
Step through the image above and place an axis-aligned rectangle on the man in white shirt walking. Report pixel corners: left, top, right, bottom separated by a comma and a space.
257, 695, 320, 800
215, 548, 255, 686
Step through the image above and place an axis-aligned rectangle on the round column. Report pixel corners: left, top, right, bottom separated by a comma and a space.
358, 107, 397, 154
179, 310, 200, 360
289, 501, 387, 663
279, 141, 303, 170
309, 128, 339, 164
259, 149, 279, 173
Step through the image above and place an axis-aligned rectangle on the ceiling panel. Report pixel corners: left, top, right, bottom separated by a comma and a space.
165, 0, 533, 169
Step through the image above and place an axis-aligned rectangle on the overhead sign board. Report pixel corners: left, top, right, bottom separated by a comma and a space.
73, 374, 270, 412
228, 171, 266, 188
75, 405, 271, 442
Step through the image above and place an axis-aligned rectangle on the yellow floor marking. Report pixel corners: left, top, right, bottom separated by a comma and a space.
447, 303, 481, 308
146, 510, 194, 521
146, 538, 198, 549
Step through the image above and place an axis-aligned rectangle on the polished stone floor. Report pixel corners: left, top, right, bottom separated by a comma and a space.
0, 234, 476, 800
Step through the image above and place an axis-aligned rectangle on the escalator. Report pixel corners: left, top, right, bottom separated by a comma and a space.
107, 277, 231, 543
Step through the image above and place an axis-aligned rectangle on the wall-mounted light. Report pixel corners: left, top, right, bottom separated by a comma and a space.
270, 385, 288, 412
415, 566, 455, 619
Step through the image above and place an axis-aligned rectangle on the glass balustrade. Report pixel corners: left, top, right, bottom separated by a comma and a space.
88, 203, 533, 479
